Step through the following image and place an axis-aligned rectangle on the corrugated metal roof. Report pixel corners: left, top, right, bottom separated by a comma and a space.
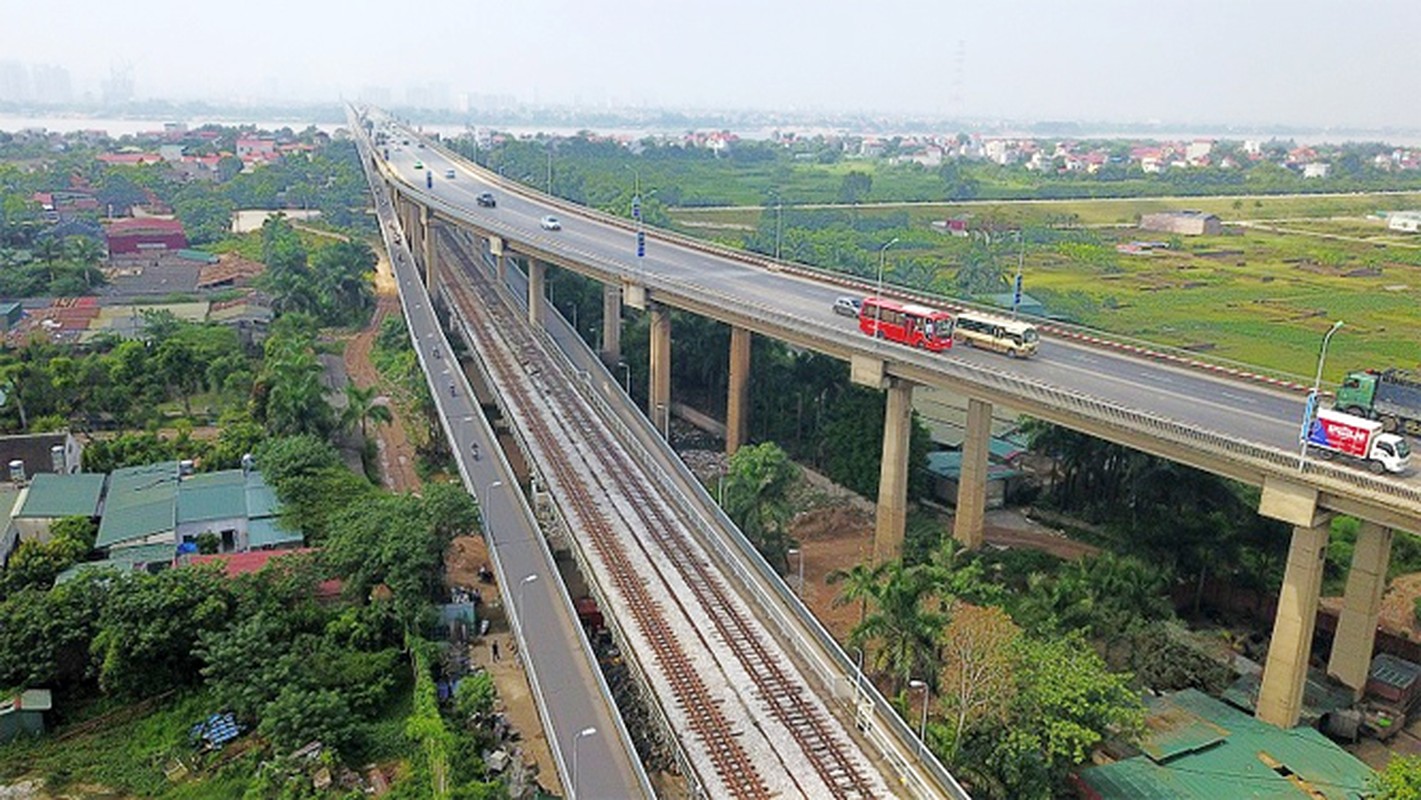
1079, 689, 1373, 800
176, 471, 246, 523
16, 473, 105, 519
247, 517, 302, 549
243, 471, 281, 519
95, 462, 179, 548
0, 485, 20, 522
924, 451, 1024, 480
1370, 653, 1421, 692
54, 542, 174, 584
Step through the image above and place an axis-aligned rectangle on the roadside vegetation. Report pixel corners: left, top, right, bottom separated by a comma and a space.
465, 131, 1421, 381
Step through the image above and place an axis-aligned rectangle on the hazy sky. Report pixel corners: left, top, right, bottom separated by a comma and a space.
4, 0, 1419, 128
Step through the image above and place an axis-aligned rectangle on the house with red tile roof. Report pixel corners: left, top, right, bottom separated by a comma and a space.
105, 217, 188, 255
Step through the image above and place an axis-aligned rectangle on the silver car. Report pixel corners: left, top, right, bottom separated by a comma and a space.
540, 215, 562, 231
833, 296, 862, 317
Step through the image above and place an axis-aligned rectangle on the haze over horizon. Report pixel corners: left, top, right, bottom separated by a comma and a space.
2, 0, 1418, 130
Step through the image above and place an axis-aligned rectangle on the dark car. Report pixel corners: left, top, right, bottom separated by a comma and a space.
476, 192, 496, 208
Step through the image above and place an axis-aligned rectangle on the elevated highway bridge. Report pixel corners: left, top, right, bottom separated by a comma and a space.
352, 106, 1421, 785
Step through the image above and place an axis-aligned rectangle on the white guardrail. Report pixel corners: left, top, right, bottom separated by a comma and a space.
399, 118, 1421, 525
351, 112, 656, 800
366, 107, 1421, 793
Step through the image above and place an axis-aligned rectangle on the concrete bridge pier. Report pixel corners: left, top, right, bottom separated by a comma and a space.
1328, 521, 1393, 698
952, 398, 992, 550
1256, 520, 1331, 728
420, 207, 436, 289
649, 303, 672, 437
527, 257, 545, 327
873, 378, 915, 564
601, 283, 623, 365
488, 236, 506, 284
725, 326, 751, 456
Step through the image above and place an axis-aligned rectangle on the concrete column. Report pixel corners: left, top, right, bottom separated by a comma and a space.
601, 283, 623, 364
873, 379, 915, 564
726, 326, 751, 456
1328, 522, 1393, 697
649, 303, 672, 437
420, 208, 436, 288
527, 257, 545, 327
952, 398, 992, 550
488, 236, 506, 285
1257, 522, 1330, 728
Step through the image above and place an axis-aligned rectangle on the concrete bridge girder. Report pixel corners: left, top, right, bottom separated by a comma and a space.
392, 179, 1421, 753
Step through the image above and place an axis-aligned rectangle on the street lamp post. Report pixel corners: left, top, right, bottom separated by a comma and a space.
874, 238, 900, 337
627, 165, 646, 259
546, 145, 553, 195
517, 574, 538, 633
851, 646, 867, 706
786, 547, 805, 597
1299, 320, 1344, 470
767, 190, 783, 261
617, 362, 631, 397
1012, 230, 1026, 320
572, 726, 598, 800
482, 480, 503, 538
655, 402, 669, 440
908, 679, 930, 758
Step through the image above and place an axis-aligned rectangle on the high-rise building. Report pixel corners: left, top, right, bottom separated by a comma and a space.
31, 64, 72, 105
0, 61, 30, 103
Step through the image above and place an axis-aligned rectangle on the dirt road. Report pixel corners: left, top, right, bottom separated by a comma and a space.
342, 248, 423, 494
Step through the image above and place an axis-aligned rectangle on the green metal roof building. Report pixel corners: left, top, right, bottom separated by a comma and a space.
15, 473, 105, 519
96, 462, 180, 550
94, 462, 298, 554
1077, 689, 1373, 800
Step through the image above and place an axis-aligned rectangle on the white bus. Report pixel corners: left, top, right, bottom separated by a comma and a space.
953, 311, 1040, 358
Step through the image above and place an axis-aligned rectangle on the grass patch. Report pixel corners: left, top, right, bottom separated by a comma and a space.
0, 691, 226, 797
672, 194, 1421, 380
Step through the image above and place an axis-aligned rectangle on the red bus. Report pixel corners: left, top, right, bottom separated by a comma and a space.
858, 297, 955, 351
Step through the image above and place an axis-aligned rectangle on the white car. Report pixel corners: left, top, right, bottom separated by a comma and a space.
444, 168, 456, 179
833, 296, 863, 317
540, 216, 562, 231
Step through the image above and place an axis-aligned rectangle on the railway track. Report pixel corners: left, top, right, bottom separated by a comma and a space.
435, 230, 886, 799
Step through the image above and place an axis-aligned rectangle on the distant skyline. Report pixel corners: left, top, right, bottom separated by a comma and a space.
2, 0, 1419, 130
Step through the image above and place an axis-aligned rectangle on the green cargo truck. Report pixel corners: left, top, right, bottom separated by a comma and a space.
1335, 369, 1421, 435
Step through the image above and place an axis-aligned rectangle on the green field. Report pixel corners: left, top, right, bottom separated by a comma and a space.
669, 194, 1421, 382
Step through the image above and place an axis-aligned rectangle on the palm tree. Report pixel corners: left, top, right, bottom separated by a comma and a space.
834, 556, 959, 693
342, 383, 393, 439
828, 561, 887, 627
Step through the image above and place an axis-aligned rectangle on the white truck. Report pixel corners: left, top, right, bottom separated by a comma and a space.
1304, 408, 1411, 474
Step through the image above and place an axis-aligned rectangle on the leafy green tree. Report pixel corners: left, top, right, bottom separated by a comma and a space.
325, 494, 443, 627
838, 171, 873, 204
91, 565, 235, 698
259, 686, 358, 754
0, 535, 88, 596
254, 434, 341, 484
422, 481, 481, 543
960, 632, 1143, 798
722, 442, 798, 569
0, 572, 109, 690
454, 672, 497, 723
50, 515, 98, 548
1372, 754, 1421, 799
820, 386, 932, 501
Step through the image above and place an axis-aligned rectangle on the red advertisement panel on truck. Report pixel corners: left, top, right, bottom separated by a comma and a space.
1307, 409, 1376, 458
